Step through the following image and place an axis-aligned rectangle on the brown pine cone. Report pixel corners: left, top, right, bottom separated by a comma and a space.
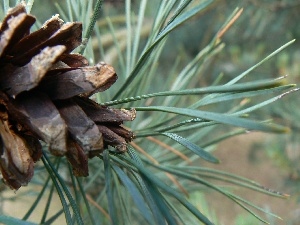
0, 3, 135, 190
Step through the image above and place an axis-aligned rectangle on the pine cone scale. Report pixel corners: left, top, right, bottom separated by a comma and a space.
55, 99, 103, 152
60, 53, 89, 67
9, 15, 64, 55
5, 13, 35, 53
66, 138, 89, 176
0, 3, 27, 33
97, 125, 127, 152
44, 22, 82, 53
105, 125, 135, 142
74, 97, 136, 123
11, 22, 81, 65
3, 91, 68, 156
0, 3, 135, 190
39, 62, 117, 100
0, 118, 34, 189
0, 14, 29, 56
0, 45, 66, 97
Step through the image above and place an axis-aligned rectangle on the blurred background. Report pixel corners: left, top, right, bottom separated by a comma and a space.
1, 0, 300, 224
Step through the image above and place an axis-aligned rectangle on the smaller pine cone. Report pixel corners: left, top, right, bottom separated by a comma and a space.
0, 3, 135, 190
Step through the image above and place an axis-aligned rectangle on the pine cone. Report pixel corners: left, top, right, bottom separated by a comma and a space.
0, 3, 135, 190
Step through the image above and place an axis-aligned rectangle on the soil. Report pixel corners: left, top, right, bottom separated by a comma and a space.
1, 186, 66, 224
203, 132, 299, 225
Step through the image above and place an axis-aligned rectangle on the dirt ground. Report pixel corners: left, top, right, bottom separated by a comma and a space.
204, 132, 299, 225
1, 186, 66, 224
